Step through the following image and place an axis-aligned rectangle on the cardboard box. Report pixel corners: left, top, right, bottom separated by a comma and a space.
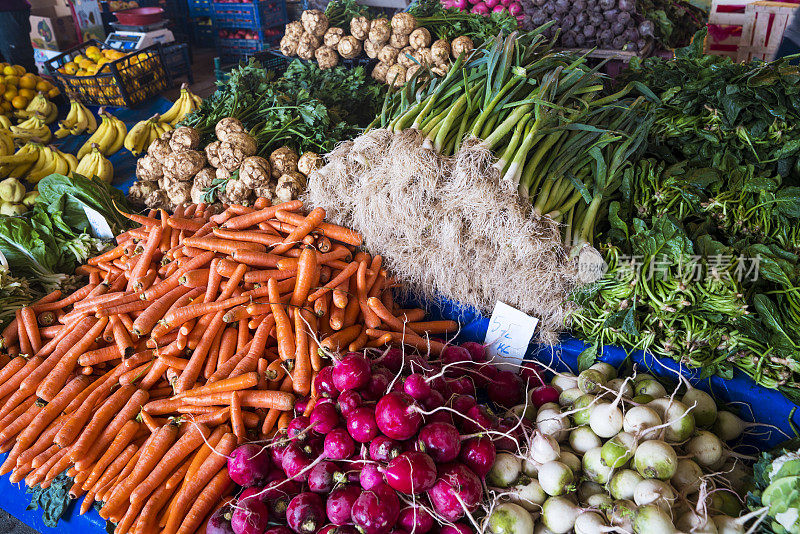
29, 12, 78, 51
32, 47, 61, 74
71, 0, 106, 41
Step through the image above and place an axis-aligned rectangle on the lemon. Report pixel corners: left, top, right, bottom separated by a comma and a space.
19, 74, 36, 90
4, 76, 18, 87
3, 88, 16, 101
11, 95, 27, 109
17, 88, 34, 99
2, 66, 15, 76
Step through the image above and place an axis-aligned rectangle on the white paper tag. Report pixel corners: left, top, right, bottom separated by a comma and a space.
83, 205, 115, 240
484, 302, 539, 373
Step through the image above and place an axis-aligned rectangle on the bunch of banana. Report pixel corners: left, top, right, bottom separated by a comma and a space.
0, 130, 14, 157
0, 143, 77, 183
159, 83, 203, 126
10, 114, 51, 144
75, 143, 113, 183
76, 108, 127, 159
17, 93, 58, 124
124, 114, 172, 156
0, 116, 11, 129
54, 100, 98, 138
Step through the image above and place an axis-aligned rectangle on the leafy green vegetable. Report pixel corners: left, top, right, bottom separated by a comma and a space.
26, 471, 74, 528
0, 267, 36, 335
638, 0, 707, 49
324, 0, 374, 29
408, 0, 518, 42
750, 440, 800, 534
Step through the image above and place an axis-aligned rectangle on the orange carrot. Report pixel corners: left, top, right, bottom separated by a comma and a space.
16, 375, 89, 450
15, 309, 31, 356
291, 247, 318, 309
20, 307, 41, 353
307, 261, 359, 301
184, 390, 295, 410
173, 372, 258, 401
83, 420, 140, 491
78, 344, 121, 367
222, 200, 303, 230
275, 209, 363, 246
406, 320, 460, 333
272, 207, 326, 254
293, 309, 312, 396
69, 385, 137, 462
320, 325, 363, 352
268, 277, 295, 362
230, 392, 245, 444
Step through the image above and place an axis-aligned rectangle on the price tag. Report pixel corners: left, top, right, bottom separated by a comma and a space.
83, 205, 114, 240
483, 302, 539, 373
0, 249, 7, 269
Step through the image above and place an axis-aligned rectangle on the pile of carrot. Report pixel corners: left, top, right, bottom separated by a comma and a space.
0, 198, 457, 534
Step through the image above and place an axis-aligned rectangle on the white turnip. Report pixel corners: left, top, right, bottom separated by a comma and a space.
488, 502, 535, 534
590, 362, 618, 381
569, 425, 602, 454
686, 430, 723, 467
582, 447, 614, 484
601, 431, 637, 468
571, 394, 596, 425
487, 452, 522, 487
635, 379, 667, 398
537, 461, 573, 496
541, 496, 580, 533
559, 450, 581, 474
530, 431, 560, 464
551, 373, 578, 392
633, 440, 677, 480
681, 386, 717, 428
670, 459, 703, 494
510, 477, 547, 511
578, 369, 606, 395
609, 469, 644, 500
623, 406, 662, 440
633, 479, 676, 510
589, 401, 623, 438
633, 504, 676, 534
558, 387, 583, 407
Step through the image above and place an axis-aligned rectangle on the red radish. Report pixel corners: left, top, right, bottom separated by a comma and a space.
459, 436, 496, 477
370, 436, 402, 462
314, 366, 339, 398
441, 346, 471, 377
493, 5, 506, 11
427, 409, 455, 425
520, 362, 545, 386
281, 443, 313, 481
238, 486, 264, 503
228, 444, 271, 487
375, 348, 404, 373
488, 370, 523, 407
403, 373, 431, 401
294, 396, 310, 413
484, 0, 499, 8
260, 477, 302, 516
324, 427, 356, 459
333, 353, 371, 391
271, 438, 288, 466
305, 435, 324, 457
427, 463, 482, 521
231, 498, 270, 534
507, 1, 522, 14
337, 389, 363, 418
360, 463, 384, 490
450, 395, 477, 414
531, 385, 559, 407
311, 402, 340, 434
461, 404, 498, 434
207, 506, 235, 534
375, 392, 422, 440
308, 461, 345, 493
265, 527, 293, 534
460, 342, 487, 362
418, 422, 461, 463
385, 452, 437, 494
427, 375, 448, 396
446, 377, 476, 396
351, 484, 401, 534
422, 389, 445, 410
398, 506, 435, 534
288, 416, 311, 441
493, 417, 520, 452
363, 372, 390, 401
318, 527, 336, 534
286, 492, 326, 534
439, 524, 472, 534
326, 484, 361, 525
471, 3, 490, 13
346, 406, 380, 443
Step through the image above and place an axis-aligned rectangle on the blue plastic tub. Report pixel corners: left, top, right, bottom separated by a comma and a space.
213, 0, 287, 31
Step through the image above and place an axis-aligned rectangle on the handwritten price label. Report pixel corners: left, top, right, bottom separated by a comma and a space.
483, 302, 539, 373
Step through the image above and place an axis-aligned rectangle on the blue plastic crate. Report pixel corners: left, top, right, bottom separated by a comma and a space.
213, 0, 287, 31
188, 0, 214, 16
216, 36, 268, 59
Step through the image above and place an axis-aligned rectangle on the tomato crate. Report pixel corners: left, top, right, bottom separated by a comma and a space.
188, 0, 214, 16
45, 40, 168, 108
213, 1, 287, 31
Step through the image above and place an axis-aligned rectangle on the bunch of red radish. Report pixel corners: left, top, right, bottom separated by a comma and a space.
440, 0, 525, 23
208, 342, 559, 534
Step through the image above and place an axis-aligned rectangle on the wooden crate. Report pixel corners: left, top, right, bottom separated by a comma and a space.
737, 1, 799, 60
704, 0, 758, 57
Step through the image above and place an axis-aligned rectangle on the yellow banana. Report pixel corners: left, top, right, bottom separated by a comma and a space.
70, 104, 90, 136
0, 130, 13, 156
51, 149, 70, 176
44, 102, 58, 125
124, 115, 155, 156
94, 114, 118, 156
0, 115, 11, 129
84, 105, 98, 134
11, 115, 51, 143
27, 146, 59, 183
158, 86, 187, 124
107, 113, 127, 155
54, 102, 79, 138
78, 109, 114, 159
64, 153, 79, 173
95, 152, 114, 183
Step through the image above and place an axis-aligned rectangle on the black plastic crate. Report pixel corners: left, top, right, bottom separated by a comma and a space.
160, 42, 194, 84
213, 1, 287, 31
45, 40, 169, 108
269, 49, 377, 74
213, 49, 291, 82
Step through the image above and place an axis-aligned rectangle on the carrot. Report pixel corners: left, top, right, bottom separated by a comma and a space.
222, 200, 304, 230
349, 331, 369, 352
271, 207, 326, 254
158, 354, 188, 370
141, 251, 215, 301
213, 227, 283, 247
268, 277, 295, 362
230, 249, 282, 268
83, 420, 140, 491
0, 356, 25, 387
54, 363, 126, 448
356, 261, 380, 330
216, 327, 237, 370
277, 410, 292, 430
230, 316, 274, 378
162, 295, 249, 331
307, 261, 359, 301
139, 410, 160, 432
0, 401, 42, 445
34, 285, 94, 312
275, 209, 363, 246
174, 311, 225, 393
163, 431, 235, 534
329, 298, 345, 330
0, 355, 43, 402
342, 277, 362, 328
15, 309, 32, 356
111, 315, 135, 357
77, 388, 150, 470
173, 372, 259, 401
168, 217, 204, 231
204, 327, 225, 380
69, 385, 137, 462
20, 307, 41, 353
365, 328, 446, 355
243, 268, 297, 284
133, 459, 191, 534
291, 247, 318, 309
123, 349, 153, 372
102, 422, 179, 518
183, 236, 265, 255
183, 390, 295, 411
230, 391, 245, 444
37, 316, 109, 402
320, 325, 363, 352
77, 344, 121, 367
293, 309, 312, 396
407, 320, 460, 333
16, 375, 89, 450
143, 397, 183, 415
130, 422, 210, 505
314, 293, 329, 317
